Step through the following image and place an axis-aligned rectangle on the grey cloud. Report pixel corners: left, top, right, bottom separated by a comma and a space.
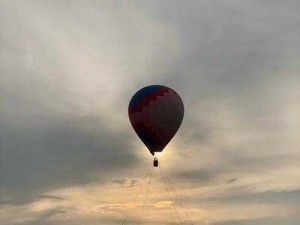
206, 189, 300, 205
174, 169, 215, 184
1, 115, 138, 204
38, 195, 65, 200
112, 179, 128, 186
225, 178, 239, 183
112, 179, 138, 187
212, 215, 300, 225
172, 154, 296, 187
15, 209, 66, 225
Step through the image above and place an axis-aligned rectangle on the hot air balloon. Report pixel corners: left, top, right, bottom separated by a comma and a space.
123, 88, 192, 224
128, 85, 184, 166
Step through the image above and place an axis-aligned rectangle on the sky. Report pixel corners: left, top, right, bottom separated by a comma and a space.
1, 0, 300, 224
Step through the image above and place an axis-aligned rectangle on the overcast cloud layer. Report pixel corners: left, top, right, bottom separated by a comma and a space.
1, 1, 300, 225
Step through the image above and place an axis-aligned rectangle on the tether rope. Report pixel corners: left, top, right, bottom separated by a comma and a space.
160, 164, 194, 225
137, 165, 154, 225
159, 164, 184, 225
121, 165, 152, 225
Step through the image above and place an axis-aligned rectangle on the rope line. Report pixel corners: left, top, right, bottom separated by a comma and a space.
137, 165, 154, 225
159, 164, 184, 225
160, 164, 194, 225
121, 165, 151, 225
121, 161, 194, 225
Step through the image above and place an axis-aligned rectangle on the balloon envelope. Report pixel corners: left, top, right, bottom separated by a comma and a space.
128, 85, 184, 155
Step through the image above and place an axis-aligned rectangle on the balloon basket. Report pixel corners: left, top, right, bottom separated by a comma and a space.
153, 157, 159, 167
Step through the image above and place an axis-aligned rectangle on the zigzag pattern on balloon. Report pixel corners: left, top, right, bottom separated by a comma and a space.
128, 86, 173, 114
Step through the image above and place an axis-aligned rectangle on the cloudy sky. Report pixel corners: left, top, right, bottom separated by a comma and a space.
1, 0, 300, 224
